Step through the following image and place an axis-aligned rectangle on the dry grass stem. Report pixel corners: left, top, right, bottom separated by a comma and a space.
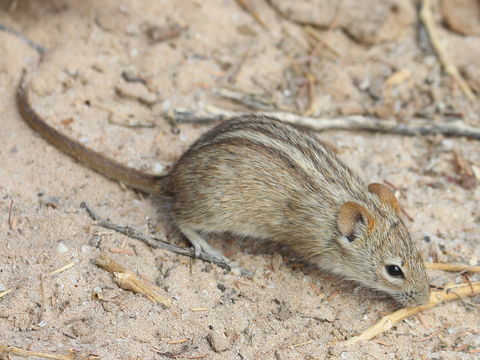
0, 289, 12, 299
48, 262, 76, 275
0, 346, 78, 360
167, 338, 189, 345
400, 207, 414, 222
95, 254, 172, 307
304, 26, 340, 57
227, 50, 250, 84
40, 274, 46, 308
217, 87, 277, 111
91, 100, 154, 128
235, 0, 268, 30
344, 282, 480, 345
420, 0, 475, 101
305, 72, 317, 116
417, 324, 448, 342
109, 247, 135, 255
8, 199, 14, 230
190, 307, 209, 312
289, 339, 315, 348
425, 262, 480, 272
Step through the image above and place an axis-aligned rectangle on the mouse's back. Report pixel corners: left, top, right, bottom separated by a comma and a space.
164, 116, 430, 306
165, 115, 365, 240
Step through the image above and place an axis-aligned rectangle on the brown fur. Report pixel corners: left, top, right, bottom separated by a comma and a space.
17, 71, 430, 306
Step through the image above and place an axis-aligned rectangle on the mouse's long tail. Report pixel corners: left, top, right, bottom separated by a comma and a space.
17, 71, 166, 194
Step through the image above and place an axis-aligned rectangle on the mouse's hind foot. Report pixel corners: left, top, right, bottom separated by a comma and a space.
179, 225, 228, 263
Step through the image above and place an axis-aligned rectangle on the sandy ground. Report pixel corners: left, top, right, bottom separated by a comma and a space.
1, 0, 479, 359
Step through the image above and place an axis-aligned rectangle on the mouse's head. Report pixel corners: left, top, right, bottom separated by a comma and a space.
332, 183, 430, 307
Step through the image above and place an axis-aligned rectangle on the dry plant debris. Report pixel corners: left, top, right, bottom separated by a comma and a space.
171, 107, 480, 140
48, 262, 76, 275
345, 282, 480, 345
234, 0, 269, 30
0, 289, 13, 299
0, 346, 98, 360
426, 262, 480, 272
82, 202, 253, 278
95, 254, 172, 307
420, 0, 476, 101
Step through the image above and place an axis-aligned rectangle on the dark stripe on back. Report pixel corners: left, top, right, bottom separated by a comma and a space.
184, 135, 324, 193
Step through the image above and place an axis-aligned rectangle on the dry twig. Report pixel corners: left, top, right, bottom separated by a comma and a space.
344, 282, 480, 345
81, 202, 253, 278
425, 262, 480, 273
170, 108, 480, 140
235, 0, 269, 30
420, 0, 475, 101
0, 289, 12, 299
8, 199, 15, 230
0, 24, 46, 53
48, 262, 76, 275
145, 23, 184, 44
304, 26, 340, 58
95, 254, 172, 307
0, 346, 87, 360
216, 87, 278, 111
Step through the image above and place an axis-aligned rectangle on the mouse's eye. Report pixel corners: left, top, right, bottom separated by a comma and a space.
386, 265, 404, 278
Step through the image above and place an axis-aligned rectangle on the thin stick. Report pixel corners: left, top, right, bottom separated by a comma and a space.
420, 0, 475, 101
401, 207, 415, 222
417, 324, 448, 342
48, 262, 76, 275
235, 0, 269, 30
425, 262, 480, 273
0, 346, 77, 360
344, 282, 480, 345
304, 26, 341, 57
0, 24, 46, 54
90, 100, 138, 124
8, 199, 14, 230
81, 202, 253, 278
171, 107, 480, 140
40, 274, 46, 308
216, 87, 278, 111
226, 50, 250, 84
95, 254, 172, 307
0, 289, 12, 299
167, 338, 189, 345
305, 72, 317, 116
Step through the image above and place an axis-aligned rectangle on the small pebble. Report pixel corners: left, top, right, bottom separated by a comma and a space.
38, 320, 48, 328
207, 330, 231, 352
57, 242, 69, 254
179, 132, 188, 142
81, 245, 92, 253
151, 163, 165, 175
72, 320, 89, 337
79, 136, 90, 145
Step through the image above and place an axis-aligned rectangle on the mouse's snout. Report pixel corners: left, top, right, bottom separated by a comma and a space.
396, 282, 431, 307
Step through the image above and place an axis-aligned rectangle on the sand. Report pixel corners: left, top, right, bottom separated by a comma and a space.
1, 0, 479, 359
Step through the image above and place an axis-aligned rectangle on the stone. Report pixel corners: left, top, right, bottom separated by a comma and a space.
207, 330, 231, 352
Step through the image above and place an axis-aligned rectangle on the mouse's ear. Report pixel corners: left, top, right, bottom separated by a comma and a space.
337, 202, 375, 239
368, 183, 400, 213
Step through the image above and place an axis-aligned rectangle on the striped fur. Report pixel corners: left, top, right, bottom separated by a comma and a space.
17, 73, 430, 307
166, 115, 430, 306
